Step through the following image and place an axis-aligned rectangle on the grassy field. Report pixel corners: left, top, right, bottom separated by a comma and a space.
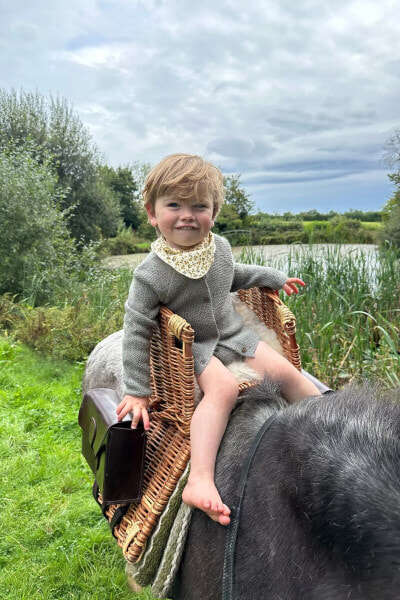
0, 338, 155, 600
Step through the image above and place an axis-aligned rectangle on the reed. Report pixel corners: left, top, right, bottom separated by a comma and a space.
239, 244, 400, 388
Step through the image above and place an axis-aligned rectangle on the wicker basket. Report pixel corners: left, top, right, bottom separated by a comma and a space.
97, 287, 300, 563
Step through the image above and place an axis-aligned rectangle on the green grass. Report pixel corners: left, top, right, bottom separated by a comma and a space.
0, 338, 156, 600
361, 221, 384, 230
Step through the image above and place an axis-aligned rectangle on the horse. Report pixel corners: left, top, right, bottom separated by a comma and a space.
169, 380, 400, 600
82, 333, 400, 599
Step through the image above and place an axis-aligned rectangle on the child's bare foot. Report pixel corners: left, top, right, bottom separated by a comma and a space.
182, 478, 231, 525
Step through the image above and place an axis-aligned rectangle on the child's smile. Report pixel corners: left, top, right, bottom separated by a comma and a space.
146, 195, 215, 249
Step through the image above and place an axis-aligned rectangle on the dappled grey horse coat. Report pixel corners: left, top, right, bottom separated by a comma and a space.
170, 382, 400, 600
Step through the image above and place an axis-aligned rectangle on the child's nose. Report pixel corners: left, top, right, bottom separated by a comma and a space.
181, 206, 195, 219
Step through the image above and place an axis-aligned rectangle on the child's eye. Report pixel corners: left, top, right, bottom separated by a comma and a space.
194, 203, 208, 209
167, 202, 180, 208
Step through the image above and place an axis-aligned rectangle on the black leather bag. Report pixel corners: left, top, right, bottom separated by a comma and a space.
78, 388, 146, 505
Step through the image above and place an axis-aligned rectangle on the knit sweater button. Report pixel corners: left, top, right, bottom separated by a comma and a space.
212, 333, 218, 339
242, 347, 247, 353
203, 297, 210, 303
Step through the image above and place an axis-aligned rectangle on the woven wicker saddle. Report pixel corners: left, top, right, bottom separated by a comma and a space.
96, 287, 301, 563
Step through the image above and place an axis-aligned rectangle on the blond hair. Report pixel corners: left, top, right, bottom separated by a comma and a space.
143, 154, 225, 217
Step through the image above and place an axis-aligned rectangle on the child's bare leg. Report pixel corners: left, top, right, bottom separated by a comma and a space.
245, 341, 321, 403
182, 356, 239, 525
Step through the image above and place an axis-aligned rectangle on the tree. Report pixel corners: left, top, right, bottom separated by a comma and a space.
382, 130, 400, 246
68, 176, 122, 242
381, 191, 400, 247
131, 161, 152, 201
383, 203, 400, 247
100, 165, 141, 229
223, 174, 254, 220
213, 203, 242, 233
0, 146, 79, 301
0, 89, 121, 242
383, 129, 400, 187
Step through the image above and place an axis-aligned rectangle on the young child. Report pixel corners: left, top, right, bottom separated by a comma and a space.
117, 154, 321, 526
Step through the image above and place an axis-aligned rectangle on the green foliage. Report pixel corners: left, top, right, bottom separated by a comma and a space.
361, 222, 384, 231
330, 216, 375, 243
212, 175, 255, 237
98, 226, 151, 256
0, 89, 99, 183
14, 302, 122, 361
213, 203, 242, 233
100, 165, 142, 229
381, 187, 400, 246
0, 266, 133, 360
343, 209, 382, 222
382, 201, 400, 247
383, 128, 400, 186
131, 161, 152, 199
223, 174, 254, 219
0, 88, 121, 243
303, 217, 377, 244
0, 145, 79, 301
297, 209, 382, 222
68, 176, 121, 242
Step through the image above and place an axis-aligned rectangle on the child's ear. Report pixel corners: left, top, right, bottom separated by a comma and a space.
145, 203, 158, 227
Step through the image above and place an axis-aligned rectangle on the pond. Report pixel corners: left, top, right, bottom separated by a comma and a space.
103, 243, 379, 272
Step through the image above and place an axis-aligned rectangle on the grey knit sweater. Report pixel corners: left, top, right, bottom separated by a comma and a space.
122, 234, 287, 397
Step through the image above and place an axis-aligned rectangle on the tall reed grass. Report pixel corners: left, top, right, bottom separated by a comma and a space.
239, 244, 400, 388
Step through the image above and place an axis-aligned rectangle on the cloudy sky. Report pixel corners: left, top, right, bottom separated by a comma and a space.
1, 0, 399, 213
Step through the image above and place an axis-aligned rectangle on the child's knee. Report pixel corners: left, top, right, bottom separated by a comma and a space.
200, 366, 239, 406
218, 370, 240, 404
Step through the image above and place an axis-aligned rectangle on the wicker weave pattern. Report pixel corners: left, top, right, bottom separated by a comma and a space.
237, 287, 301, 371
98, 287, 300, 563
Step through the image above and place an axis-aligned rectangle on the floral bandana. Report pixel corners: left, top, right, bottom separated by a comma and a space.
151, 232, 216, 279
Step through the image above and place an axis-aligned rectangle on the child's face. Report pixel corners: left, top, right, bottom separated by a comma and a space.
146, 194, 215, 249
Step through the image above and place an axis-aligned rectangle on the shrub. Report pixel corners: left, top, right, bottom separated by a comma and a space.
0, 89, 122, 243
1, 266, 133, 361
98, 226, 150, 256
0, 145, 81, 303
14, 299, 124, 361
381, 192, 400, 247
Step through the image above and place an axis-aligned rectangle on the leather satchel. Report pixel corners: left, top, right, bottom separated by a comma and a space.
78, 388, 146, 505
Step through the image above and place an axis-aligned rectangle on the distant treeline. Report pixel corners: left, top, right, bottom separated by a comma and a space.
264, 209, 383, 222
218, 211, 383, 247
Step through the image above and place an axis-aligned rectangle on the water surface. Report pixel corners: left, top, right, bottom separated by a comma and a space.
103, 243, 379, 271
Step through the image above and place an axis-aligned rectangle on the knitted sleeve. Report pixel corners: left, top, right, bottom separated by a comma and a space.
213, 234, 287, 291
231, 259, 287, 292
122, 268, 161, 398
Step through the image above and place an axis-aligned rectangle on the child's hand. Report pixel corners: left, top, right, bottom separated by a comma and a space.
116, 395, 150, 430
282, 277, 306, 295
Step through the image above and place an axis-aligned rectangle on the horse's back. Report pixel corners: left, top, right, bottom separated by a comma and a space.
174, 383, 400, 600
